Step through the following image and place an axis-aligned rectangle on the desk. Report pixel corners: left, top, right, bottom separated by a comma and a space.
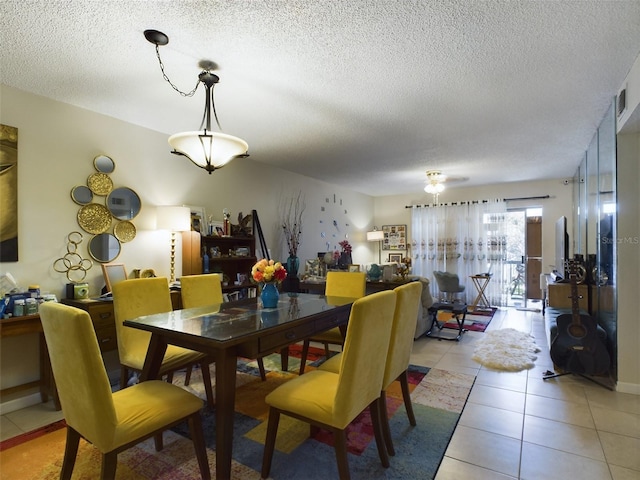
0, 314, 59, 409
470, 274, 492, 310
124, 293, 355, 480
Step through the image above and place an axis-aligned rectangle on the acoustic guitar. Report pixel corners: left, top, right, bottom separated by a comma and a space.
549, 259, 610, 375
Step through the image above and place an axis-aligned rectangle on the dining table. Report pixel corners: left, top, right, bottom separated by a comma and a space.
123, 292, 356, 480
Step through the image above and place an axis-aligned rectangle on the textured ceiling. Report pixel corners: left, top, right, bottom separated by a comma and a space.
1, 1, 639, 196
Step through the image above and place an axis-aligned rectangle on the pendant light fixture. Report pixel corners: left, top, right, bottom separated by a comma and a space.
144, 29, 249, 174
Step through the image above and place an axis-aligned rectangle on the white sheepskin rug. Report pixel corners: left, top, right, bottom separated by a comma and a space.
472, 328, 541, 372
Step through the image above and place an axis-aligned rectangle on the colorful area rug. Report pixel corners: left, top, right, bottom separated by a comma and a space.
0, 346, 475, 480
439, 306, 497, 333
472, 327, 541, 371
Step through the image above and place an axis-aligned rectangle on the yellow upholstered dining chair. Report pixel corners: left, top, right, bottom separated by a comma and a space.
298, 271, 366, 374
320, 281, 422, 456
38, 302, 210, 480
261, 290, 397, 480
112, 277, 214, 407
180, 273, 268, 381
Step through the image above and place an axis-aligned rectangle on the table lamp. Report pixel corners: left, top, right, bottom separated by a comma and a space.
157, 206, 191, 282
366, 228, 385, 264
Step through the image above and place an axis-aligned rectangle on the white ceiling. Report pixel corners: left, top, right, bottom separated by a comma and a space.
1, 1, 639, 197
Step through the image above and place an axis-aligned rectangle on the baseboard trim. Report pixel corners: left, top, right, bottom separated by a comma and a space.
615, 381, 640, 395
0, 392, 42, 415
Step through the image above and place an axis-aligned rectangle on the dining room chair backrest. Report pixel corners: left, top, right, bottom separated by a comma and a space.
39, 302, 211, 480
383, 282, 422, 389
39, 302, 121, 450
333, 290, 396, 427
112, 277, 173, 366
325, 270, 366, 298
180, 273, 224, 309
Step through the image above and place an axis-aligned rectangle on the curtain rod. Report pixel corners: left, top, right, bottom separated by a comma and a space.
404, 195, 550, 208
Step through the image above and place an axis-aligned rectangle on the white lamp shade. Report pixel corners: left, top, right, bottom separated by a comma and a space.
424, 182, 445, 194
157, 206, 191, 232
367, 230, 385, 242
168, 131, 249, 170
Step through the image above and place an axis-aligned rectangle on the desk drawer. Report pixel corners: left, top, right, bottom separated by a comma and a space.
260, 323, 316, 352
88, 304, 115, 330
94, 325, 118, 352
314, 313, 347, 333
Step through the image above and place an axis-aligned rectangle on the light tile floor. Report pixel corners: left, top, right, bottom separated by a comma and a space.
2, 304, 639, 480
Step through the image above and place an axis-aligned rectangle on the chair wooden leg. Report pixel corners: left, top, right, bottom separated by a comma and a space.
261, 408, 281, 479
200, 362, 215, 408
166, 372, 174, 383
323, 342, 331, 359
257, 357, 267, 381
333, 428, 351, 480
101, 451, 118, 480
299, 340, 311, 375
379, 390, 395, 456
153, 433, 163, 451
370, 398, 390, 468
399, 370, 416, 426
184, 365, 193, 386
60, 427, 81, 480
188, 411, 212, 480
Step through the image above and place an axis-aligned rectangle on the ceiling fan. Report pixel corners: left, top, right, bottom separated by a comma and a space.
423, 170, 467, 200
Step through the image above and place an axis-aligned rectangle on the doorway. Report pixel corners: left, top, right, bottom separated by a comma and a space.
504, 208, 542, 307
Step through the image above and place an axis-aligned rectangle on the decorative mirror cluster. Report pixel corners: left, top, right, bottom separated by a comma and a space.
70, 155, 141, 262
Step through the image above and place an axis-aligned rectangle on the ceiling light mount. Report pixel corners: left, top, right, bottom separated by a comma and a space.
144, 29, 249, 174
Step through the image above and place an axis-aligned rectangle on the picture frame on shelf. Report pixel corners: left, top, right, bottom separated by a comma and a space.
347, 264, 360, 272
235, 246, 250, 257
101, 263, 127, 293
382, 224, 407, 250
184, 205, 207, 234
388, 253, 403, 263
305, 259, 320, 276
209, 220, 224, 237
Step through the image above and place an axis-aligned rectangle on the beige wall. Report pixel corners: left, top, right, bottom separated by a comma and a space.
616, 131, 640, 393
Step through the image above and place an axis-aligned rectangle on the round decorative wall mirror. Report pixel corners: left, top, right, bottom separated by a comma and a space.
94, 155, 115, 173
107, 187, 141, 220
88, 233, 121, 262
70, 185, 94, 205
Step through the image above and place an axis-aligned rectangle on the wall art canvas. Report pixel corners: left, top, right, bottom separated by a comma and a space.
0, 124, 18, 262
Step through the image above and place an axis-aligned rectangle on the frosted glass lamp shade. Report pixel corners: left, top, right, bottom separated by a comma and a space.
168, 131, 249, 173
157, 206, 191, 232
424, 182, 445, 194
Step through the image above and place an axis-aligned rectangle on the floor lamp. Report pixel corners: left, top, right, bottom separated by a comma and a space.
157, 206, 191, 283
367, 228, 385, 264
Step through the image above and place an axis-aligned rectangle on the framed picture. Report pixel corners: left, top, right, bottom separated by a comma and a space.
184, 205, 207, 234
209, 220, 224, 237
305, 259, 320, 276
348, 264, 360, 272
382, 224, 407, 250
388, 253, 403, 263
101, 263, 127, 293
235, 246, 250, 257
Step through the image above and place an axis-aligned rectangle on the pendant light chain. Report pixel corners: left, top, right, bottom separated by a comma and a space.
153, 44, 200, 98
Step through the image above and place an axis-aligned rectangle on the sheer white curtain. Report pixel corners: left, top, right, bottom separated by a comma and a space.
411, 200, 507, 306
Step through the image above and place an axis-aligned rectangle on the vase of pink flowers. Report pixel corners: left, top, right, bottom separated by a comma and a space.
337, 240, 352, 270
251, 259, 287, 308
